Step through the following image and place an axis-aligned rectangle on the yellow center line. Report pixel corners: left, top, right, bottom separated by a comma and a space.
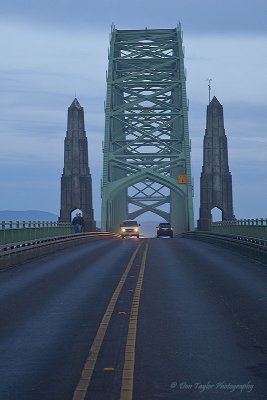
72, 241, 144, 400
120, 241, 149, 400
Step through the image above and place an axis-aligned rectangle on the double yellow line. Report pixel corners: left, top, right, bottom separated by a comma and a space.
73, 241, 149, 400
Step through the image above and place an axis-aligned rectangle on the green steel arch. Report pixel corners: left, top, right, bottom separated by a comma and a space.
101, 25, 194, 234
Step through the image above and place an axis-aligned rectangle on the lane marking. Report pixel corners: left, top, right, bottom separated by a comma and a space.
120, 242, 149, 400
72, 241, 143, 400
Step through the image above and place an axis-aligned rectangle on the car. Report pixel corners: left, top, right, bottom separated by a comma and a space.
156, 222, 174, 238
120, 220, 140, 238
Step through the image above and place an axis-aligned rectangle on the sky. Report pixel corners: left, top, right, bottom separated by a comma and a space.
0, 0, 266, 223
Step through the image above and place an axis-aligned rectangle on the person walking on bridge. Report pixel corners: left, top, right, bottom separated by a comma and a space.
72, 213, 84, 233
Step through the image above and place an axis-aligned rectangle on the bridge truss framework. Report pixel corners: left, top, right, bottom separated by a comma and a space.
101, 26, 194, 234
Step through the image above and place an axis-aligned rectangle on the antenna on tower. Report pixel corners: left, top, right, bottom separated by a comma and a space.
206, 78, 212, 103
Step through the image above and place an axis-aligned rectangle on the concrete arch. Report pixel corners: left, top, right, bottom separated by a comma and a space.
211, 206, 223, 222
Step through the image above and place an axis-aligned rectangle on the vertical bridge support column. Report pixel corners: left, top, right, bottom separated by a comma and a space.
101, 26, 194, 234
198, 97, 235, 230
60, 99, 96, 232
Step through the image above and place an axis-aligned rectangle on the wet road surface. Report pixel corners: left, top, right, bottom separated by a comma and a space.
0, 237, 266, 399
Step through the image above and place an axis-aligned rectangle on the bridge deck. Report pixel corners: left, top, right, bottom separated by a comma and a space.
0, 238, 266, 399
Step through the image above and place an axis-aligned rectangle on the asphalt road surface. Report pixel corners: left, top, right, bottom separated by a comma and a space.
0, 237, 266, 399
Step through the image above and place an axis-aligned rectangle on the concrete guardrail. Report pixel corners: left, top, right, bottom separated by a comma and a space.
0, 232, 120, 270
211, 218, 267, 240
183, 231, 267, 265
0, 221, 74, 245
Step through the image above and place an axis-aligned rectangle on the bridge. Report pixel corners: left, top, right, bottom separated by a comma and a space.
0, 26, 267, 400
101, 26, 194, 234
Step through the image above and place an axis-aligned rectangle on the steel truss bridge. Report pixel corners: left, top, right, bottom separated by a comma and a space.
101, 26, 194, 233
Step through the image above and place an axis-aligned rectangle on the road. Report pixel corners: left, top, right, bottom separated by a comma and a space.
0, 237, 266, 399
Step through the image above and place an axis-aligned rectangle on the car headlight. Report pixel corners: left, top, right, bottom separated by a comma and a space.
121, 228, 126, 232
134, 228, 139, 232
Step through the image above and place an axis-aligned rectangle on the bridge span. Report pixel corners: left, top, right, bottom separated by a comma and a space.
0, 237, 266, 399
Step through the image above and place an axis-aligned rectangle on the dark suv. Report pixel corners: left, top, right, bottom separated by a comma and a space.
156, 222, 174, 238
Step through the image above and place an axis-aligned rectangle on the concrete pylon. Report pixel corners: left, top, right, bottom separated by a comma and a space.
59, 98, 96, 231
198, 96, 235, 230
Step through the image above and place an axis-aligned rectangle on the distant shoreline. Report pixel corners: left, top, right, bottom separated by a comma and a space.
0, 210, 59, 222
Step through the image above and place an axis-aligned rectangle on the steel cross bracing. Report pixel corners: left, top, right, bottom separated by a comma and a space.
101, 27, 194, 233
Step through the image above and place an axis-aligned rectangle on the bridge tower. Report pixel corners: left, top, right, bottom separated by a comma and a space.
60, 98, 96, 231
198, 96, 235, 230
101, 26, 194, 234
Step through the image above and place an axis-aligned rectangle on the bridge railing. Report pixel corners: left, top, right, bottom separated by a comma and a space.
183, 231, 267, 264
0, 221, 74, 245
0, 231, 120, 269
211, 218, 267, 240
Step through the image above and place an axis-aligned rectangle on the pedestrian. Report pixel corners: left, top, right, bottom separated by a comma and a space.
77, 213, 85, 232
72, 213, 82, 233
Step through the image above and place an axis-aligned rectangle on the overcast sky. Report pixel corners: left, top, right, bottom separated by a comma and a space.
0, 0, 266, 222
